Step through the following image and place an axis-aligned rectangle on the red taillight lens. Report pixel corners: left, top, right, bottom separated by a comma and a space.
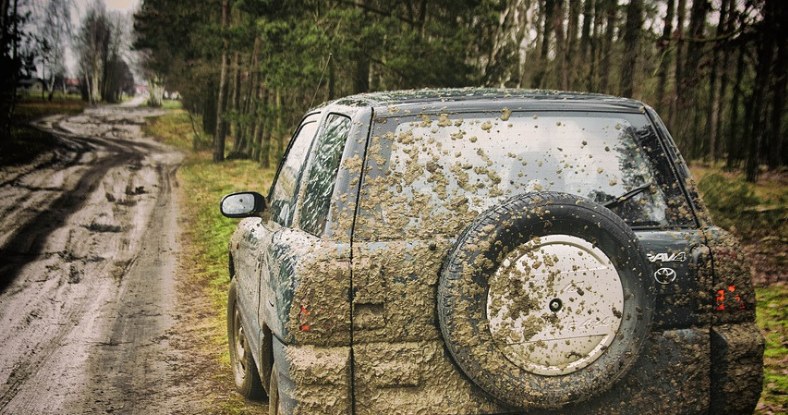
299, 304, 311, 331
714, 284, 745, 311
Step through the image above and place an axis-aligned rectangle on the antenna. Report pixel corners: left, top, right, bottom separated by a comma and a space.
309, 53, 332, 109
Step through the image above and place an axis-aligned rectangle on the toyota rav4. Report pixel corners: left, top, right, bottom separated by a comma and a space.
220, 89, 764, 414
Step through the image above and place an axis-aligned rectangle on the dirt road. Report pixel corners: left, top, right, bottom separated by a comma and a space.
0, 101, 206, 414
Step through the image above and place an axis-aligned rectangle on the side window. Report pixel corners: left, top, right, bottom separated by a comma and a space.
299, 114, 352, 236
268, 113, 321, 226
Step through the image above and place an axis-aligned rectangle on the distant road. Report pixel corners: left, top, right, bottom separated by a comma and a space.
0, 102, 203, 414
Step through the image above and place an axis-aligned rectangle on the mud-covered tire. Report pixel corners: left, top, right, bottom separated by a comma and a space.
437, 192, 654, 410
227, 280, 266, 401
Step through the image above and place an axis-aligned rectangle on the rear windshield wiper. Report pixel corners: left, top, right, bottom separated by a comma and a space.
604, 183, 654, 209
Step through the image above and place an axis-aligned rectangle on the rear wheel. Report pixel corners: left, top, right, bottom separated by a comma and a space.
227, 280, 266, 400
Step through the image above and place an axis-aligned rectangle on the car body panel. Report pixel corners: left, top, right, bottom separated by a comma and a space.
224, 89, 763, 414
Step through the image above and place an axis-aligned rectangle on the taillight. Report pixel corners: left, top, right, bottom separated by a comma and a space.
714, 284, 744, 312
299, 304, 311, 331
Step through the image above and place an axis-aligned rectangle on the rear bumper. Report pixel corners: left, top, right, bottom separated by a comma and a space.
272, 323, 763, 415
272, 336, 351, 415
709, 322, 765, 414
581, 322, 762, 414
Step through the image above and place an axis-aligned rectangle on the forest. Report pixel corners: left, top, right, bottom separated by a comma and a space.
132, 0, 786, 181
0, 0, 135, 117
2, 0, 785, 181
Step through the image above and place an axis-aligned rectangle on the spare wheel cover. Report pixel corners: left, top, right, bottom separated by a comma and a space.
437, 192, 653, 410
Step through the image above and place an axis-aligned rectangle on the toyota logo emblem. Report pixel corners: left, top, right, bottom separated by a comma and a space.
654, 267, 677, 285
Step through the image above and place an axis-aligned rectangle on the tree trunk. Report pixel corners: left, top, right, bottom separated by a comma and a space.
258, 86, 270, 167
353, 0, 370, 94
565, 0, 580, 90
553, 0, 566, 89
328, 52, 336, 99
203, 80, 217, 137
231, 51, 242, 149
599, 0, 616, 93
619, 0, 643, 98
213, 0, 230, 163
670, 0, 686, 131
580, 0, 593, 61
768, 2, 787, 169
241, 37, 261, 157
274, 88, 284, 162
532, 0, 555, 88
707, 0, 729, 163
655, 0, 675, 115
716, 0, 734, 162
148, 75, 164, 107
686, 0, 709, 159
726, 46, 745, 170
588, 0, 603, 90
746, 0, 777, 181
1, 0, 10, 31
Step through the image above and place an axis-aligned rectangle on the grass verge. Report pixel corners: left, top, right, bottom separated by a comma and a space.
756, 284, 788, 414
145, 110, 274, 413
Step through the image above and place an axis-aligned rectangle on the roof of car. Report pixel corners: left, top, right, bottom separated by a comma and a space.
327, 88, 646, 113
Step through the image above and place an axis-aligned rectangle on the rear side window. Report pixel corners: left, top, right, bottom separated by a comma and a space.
299, 114, 352, 236
268, 113, 320, 226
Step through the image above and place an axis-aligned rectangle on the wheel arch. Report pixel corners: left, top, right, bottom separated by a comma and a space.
259, 323, 274, 395
228, 252, 235, 279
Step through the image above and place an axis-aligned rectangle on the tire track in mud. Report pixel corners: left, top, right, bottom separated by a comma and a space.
0, 142, 140, 292
0, 134, 139, 411
67, 163, 184, 414
0, 104, 189, 414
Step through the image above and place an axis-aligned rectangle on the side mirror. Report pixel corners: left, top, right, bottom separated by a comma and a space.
220, 192, 266, 218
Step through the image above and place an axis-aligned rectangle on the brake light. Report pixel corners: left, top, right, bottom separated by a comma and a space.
299, 304, 311, 331
714, 284, 744, 311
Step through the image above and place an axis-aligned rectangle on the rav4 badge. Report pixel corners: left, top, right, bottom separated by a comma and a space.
647, 252, 686, 263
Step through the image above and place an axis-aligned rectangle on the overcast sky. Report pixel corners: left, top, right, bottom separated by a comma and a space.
64, 0, 142, 77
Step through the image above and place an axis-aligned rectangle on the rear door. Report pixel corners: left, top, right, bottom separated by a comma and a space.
260, 112, 355, 342
235, 113, 321, 362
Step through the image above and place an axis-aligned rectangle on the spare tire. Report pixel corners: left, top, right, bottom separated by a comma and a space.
438, 192, 653, 410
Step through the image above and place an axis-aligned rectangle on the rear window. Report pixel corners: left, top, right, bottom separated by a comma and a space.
356, 111, 694, 241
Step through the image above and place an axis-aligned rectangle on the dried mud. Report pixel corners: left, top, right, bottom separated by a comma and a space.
273, 104, 762, 414
0, 101, 223, 414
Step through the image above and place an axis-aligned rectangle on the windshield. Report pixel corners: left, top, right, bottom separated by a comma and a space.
356, 110, 694, 241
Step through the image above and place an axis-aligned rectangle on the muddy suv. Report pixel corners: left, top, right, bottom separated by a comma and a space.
220, 89, 763, 414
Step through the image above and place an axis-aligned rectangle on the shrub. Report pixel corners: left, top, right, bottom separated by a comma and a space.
698, 173, 785, 238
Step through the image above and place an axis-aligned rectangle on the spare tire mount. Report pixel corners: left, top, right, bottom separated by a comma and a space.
438, 192, 653, 410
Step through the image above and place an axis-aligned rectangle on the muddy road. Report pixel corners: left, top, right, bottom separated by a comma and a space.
0, 101, 211, 414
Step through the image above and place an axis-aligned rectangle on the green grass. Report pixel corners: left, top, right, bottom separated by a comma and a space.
143, 109, 211, 151
756, 285, 788, 414
162, 99, 183, 110
145, 112, 273, 413
691, 165, 787, 239
0, 97, 87, 166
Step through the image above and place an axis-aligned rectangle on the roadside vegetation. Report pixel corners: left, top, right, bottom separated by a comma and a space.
145, 109, 272, 413
0, 95, 86, 166
692, 164, 787, 414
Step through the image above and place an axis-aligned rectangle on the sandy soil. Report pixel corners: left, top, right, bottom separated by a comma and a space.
0, 102, 219, 414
